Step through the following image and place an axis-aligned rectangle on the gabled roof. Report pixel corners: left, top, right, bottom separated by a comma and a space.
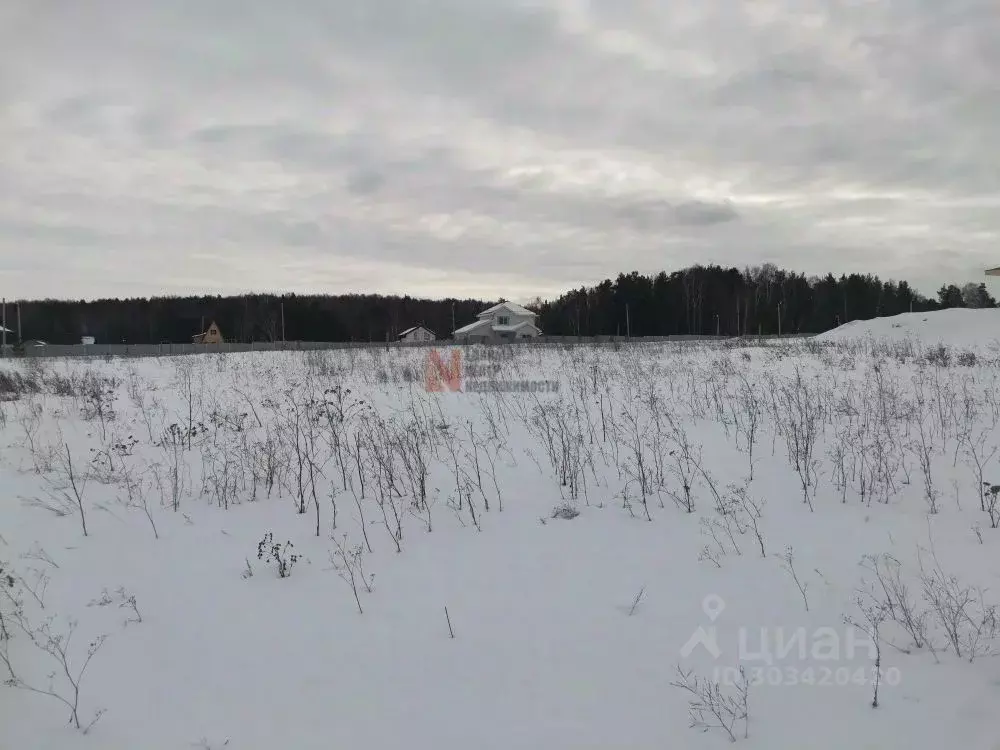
477, 301, 536, 319
453, 319, 493, 335
987, 268, 1000, 276
398, 325, 435, 338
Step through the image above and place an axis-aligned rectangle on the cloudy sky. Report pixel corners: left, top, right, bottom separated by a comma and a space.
2, 0, 998, 302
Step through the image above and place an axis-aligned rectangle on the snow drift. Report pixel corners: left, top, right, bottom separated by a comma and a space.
815, 307, 1000, 350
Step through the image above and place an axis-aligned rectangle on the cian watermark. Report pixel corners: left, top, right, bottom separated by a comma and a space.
712, 663, 899, 688
424, 348, 559, 394
680, 595, 901, 687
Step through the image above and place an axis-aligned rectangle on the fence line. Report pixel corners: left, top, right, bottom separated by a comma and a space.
3, 333, 814, 360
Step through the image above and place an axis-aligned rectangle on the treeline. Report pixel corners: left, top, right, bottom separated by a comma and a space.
6, 264, 993, 344
10, 294, 488, 345
534, 266, 995, 337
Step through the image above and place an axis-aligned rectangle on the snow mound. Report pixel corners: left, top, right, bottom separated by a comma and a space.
815, 308, 1000, 350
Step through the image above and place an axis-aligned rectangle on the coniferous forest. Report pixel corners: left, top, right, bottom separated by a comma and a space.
7, 264, 994, 344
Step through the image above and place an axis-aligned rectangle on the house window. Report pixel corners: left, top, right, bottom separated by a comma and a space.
497, 315, 510, 325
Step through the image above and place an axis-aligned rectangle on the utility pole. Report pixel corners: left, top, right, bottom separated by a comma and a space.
1, 299, 6, 356
17, 301, 22, 343
716, 314, 720, 337
778, 302, 782, 336
281, 300, 286, 342
451, 302, 456, 335
626, 304, 631, 339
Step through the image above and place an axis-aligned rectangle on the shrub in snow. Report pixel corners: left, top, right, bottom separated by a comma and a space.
670, 665, 750, 742
257, 533, 299, 579
0, 562, 12, 644
957, 350, 977, 367
86, 587, 142, 627
859, 553, 930, 652
551, 504, 580, 520
917, 547, 998, 662
23, 444, 91, 537
79, 375, 119, 441
776, 546, 810, 612
330, 534, 372, 614
844, 592, 888, 708
982, 483, 1000, 529
0, 370, 41, 401
1, 569, 108, 733
858, 547, 1000, 665
922, 344, 951, 368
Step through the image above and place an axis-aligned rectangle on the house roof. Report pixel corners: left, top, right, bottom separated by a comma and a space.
454, 319, 542, 336
453, 319, 493, 335
476, 301, 536, 319
398, 325, 435, 337
193, 321, 221, 338
493, 321, 541, 333
987, 268, 1000, 276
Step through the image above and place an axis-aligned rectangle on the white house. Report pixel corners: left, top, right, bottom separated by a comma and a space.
452, 301, 542, 343
398, 325, 436, 343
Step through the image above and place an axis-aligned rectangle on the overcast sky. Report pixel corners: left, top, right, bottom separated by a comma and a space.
2, 1, 998, 302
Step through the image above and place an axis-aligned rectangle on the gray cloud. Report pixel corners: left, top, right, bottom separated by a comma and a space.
1, 0, 998, 301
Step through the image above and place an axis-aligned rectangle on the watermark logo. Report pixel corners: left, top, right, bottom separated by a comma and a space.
680, 594, 725, 658
423, 349, 559, 394
424, 349, 462, 392
680, 595, 902, 688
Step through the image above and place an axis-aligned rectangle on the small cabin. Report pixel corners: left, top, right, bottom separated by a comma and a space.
398, 325, 436, 343
193, 321, 223, 345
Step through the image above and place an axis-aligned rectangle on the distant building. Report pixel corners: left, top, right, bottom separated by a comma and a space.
453, 301, 542, 343
192, 321, 223, 344
81, 335, 95, 345
986, 268, 1000, 277
398, 325, 435, 343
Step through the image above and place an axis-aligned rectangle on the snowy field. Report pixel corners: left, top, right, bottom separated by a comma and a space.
2, 324, 1000, 749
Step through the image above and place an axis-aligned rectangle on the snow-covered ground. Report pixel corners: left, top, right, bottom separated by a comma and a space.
816, 307, 1000, 352
1, 329, 999, 749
